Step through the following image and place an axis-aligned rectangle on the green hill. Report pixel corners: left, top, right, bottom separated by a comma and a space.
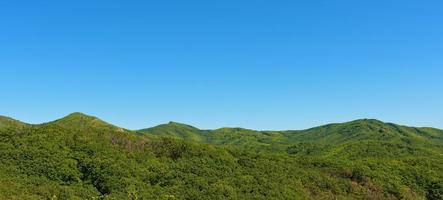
140, 121, 206, 142
138, 118, 443, 147
0, 113, 442, 199
286, 119, 443, 143
48, 112, 127, 132
0, 115, 29, 129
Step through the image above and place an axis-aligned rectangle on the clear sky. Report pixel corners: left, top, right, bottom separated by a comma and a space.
1, 0, 442, 130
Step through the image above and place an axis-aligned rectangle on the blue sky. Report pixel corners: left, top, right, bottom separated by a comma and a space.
1, 0, 442, 130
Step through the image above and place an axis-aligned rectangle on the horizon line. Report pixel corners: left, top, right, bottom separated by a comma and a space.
2, 112, 441, 132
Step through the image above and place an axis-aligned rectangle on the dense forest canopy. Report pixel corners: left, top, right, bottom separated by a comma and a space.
0, 112, 442, 199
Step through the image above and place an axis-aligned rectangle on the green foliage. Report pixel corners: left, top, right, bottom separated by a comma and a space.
0, 113, 442, 199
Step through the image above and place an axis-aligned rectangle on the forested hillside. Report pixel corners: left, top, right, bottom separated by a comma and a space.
0, 113, 442, 199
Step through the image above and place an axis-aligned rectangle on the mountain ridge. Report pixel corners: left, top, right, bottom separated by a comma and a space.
1, 112, 442, 199
3, 112, 442, 147
2, 112, 441, 133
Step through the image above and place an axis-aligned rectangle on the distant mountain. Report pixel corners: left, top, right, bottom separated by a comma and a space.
284, 119, 443, 143
0, 113, 442, 199
138, 118, 443, 147
140, 121, 206, 142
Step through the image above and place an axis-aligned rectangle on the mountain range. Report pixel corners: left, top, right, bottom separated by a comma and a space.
0, 112, 442, 199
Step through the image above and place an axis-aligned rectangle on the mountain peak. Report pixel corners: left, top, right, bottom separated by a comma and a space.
138, 121, 204, 141
166, 121, 198, 128
63, 112, 95, 119
54, 112, 100, 124
49, 112, 124, 132
350, 118, 385, 123
344, 118, 387, 127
